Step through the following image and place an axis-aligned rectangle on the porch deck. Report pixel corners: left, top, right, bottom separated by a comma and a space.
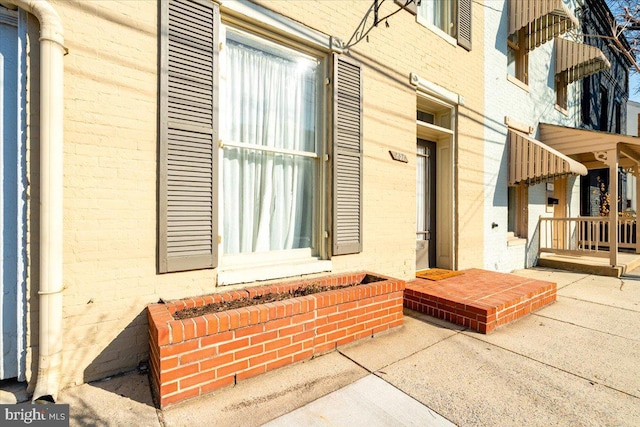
404, 269, 556, 334
537, 251, 640, 277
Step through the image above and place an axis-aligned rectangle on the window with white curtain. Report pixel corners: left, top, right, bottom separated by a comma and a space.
221, 29, 320, 255
418, 0, 456, 37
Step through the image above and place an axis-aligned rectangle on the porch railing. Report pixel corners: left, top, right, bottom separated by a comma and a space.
539, 216, 637, 257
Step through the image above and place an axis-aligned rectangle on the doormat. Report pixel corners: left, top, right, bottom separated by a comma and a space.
416, 268, 464, 281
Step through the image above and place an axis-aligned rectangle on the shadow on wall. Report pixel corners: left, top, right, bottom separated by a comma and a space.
82, 308, 150, 406
527, 218, 541, 268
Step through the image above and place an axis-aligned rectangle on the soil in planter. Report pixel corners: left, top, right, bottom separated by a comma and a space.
173, 274, 384, 320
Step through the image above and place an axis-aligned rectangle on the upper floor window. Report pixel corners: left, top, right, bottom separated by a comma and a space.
582, 77, 591, 126
507, 31, 527, 84
417, 0, 472, 50
599, 86, 609, 131
507, 0, 580, 87
614, 101, 621, 134
418, 0, 456, 37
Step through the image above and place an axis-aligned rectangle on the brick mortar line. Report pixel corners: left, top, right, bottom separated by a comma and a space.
463, 332, 640, 401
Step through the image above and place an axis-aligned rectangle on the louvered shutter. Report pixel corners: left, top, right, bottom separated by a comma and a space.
332, 55, 363, 256
457, 0, 472, 51
159, 0, 218, 273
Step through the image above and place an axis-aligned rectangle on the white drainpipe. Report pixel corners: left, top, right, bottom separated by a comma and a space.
6, 0, 65, 403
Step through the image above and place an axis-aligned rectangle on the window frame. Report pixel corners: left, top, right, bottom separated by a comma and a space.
159, 0, 363, 278
507, 30, 528, 85
555, 72, 568, 112
217, 20, 331, 278
218, 22, 327, 262
416, 0, 472, 50
508, 184, 528, 239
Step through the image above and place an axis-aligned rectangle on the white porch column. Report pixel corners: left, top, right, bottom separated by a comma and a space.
608, 149, 619, 267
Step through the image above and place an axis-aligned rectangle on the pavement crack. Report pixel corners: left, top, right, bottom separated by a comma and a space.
556, 294, 640, 313
553, 273, 593, 290
336, 348, 374, 374
338, 346, 458, 427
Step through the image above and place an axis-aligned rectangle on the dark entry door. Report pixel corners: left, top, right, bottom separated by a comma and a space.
416, 139, 436, 270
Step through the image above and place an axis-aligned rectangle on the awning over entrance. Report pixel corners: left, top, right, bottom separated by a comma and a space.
539, 124, 640, 167
509, 0, 579, 51
508, 129, 587, 186
555, 38, 611, 84
538, 123, 640, 268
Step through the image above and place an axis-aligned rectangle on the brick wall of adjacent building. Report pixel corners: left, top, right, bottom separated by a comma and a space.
21, 0, 485, 390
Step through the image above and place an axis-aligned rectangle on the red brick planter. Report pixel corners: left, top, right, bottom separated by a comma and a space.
148, 272, 405, 408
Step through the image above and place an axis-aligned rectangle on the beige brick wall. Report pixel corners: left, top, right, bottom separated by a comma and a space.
21, 0, 484, 389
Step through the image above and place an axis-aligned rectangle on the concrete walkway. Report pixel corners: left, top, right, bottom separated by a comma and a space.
52, 267, 640, 426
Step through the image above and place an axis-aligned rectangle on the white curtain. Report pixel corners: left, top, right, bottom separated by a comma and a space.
223, 38, 317, 254
419, 0, 454, 35
416, 145, 426, 240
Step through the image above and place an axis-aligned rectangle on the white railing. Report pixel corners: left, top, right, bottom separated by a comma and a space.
539, 216, 637, 256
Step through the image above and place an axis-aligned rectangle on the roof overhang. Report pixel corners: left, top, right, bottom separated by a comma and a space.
508, 129, 587, 186
509, 0, 579, 51
555, 38, 611, 84
539, 124, 640, 169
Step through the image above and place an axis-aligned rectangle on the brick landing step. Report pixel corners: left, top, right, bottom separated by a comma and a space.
404, 269, 556, 334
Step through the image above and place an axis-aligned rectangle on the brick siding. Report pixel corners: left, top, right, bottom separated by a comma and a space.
148, 272, 405, 407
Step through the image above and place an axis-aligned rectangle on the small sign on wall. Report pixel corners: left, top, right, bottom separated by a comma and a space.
389, 150, 408, 163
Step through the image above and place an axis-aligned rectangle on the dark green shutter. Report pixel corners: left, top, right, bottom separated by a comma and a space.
159, 0, 218, 273
457, 0, 472, 50
332, 55, 363, 256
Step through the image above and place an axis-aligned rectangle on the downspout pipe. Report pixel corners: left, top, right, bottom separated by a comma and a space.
6, 0, 65, 403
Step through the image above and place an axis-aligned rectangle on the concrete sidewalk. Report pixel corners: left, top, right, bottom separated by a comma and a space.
53, 267, 640, 426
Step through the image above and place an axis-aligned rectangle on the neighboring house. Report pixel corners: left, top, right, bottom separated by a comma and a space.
483, 0, 632, 272
578, 0, 635, 219
0, 0, 486, 400
629, 100, 640, 137
626, 100, 640, 210
580, 0, 631, 134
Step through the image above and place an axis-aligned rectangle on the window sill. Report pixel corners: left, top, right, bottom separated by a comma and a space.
416, 16, 457, 47
507, 74, 530, 93
218, 252, 332, 285
555, 104, 568, 116
507, 236, 527, 247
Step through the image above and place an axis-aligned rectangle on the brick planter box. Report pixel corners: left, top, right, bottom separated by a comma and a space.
148, 272, 405, 408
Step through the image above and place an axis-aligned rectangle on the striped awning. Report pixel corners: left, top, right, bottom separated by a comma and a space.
508, 129, 587, 186
509, 0, 579, 51
555, 38, 611, 84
